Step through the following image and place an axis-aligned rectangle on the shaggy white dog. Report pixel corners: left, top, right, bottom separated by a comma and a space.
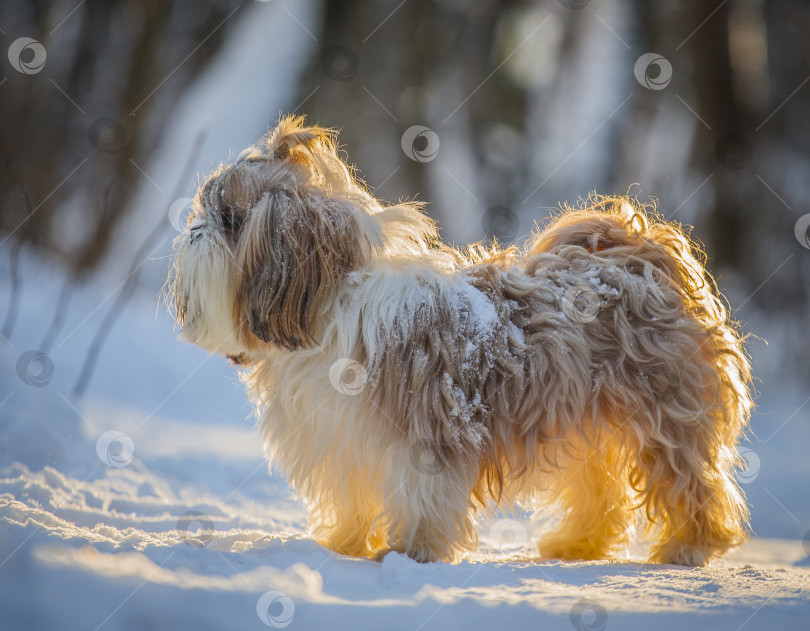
169, 116, 752, 566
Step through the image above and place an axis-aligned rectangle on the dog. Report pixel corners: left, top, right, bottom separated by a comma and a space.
168, 115, 753, 566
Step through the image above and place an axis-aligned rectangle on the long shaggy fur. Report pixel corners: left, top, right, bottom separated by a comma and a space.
168, 115, 753, 566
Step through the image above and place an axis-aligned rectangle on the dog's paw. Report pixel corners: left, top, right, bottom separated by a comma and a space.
386, 540, 449, 563
370, 547, 394, 562
648, 542, 712, 566
406, 545, 442, 564
538, 537, 610, 562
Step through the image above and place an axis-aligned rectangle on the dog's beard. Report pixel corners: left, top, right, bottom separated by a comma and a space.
170, 221, 243, 357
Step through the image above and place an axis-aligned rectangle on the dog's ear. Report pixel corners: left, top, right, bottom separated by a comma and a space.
237, 190, 363, 351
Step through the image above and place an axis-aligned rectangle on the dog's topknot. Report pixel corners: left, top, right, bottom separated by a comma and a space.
230, 115, 357, 195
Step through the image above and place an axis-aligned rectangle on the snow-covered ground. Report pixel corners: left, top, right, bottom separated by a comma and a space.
1, 238, 809, 631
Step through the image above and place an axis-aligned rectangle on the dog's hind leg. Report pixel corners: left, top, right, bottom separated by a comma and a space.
538, 439, 634, 561
624, 374, 749, 566
637, 431, 747, 566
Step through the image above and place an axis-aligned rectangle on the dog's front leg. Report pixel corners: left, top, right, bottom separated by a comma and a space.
313, 484, 384, 559
380, 440, 478, 563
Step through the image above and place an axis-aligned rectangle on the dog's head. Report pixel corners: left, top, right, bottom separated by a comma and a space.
168, 116, 379, 363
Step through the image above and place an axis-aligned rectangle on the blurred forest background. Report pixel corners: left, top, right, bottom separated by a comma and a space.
1, 0, 809, 395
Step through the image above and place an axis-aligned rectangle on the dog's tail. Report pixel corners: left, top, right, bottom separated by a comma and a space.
528, 196, 709, 304
528, 194, 753, 430
528, 195, 734, 334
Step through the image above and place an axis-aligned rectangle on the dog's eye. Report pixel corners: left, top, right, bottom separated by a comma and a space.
220, 206, 245, 235
188, 217, 206, 243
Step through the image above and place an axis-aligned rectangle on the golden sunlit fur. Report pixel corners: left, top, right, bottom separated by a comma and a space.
168, 115, 753, 566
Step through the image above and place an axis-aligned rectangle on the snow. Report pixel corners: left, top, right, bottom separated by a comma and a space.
450, 278, 501, 373
3, 425, 809, 631
2, 235, 810, 631
453, 279, 500, 331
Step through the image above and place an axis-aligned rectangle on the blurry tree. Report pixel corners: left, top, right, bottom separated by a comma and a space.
2, 0, 809, 381
0, 0, 242, 274
664, 0, 808, 315
301, 0, 529, 243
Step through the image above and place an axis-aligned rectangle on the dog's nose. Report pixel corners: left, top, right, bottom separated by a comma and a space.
227, 353, 248, 365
